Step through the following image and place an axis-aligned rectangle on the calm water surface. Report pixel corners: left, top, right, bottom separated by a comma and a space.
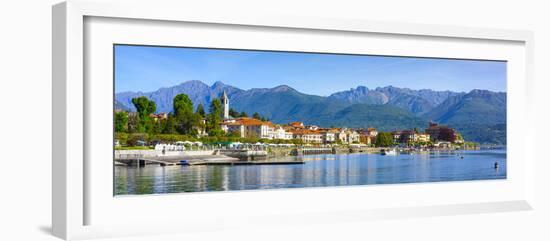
115, 149, 506, 195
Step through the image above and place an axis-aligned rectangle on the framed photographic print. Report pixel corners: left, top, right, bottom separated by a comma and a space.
53, 0, 535, 240
113, 44, 508, 195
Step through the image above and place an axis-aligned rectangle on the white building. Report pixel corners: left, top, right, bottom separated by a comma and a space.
292, 129, 323, 143
336, 129, 347, 143
270, 126, 293, 140
366, 128, 378, 137
346, 130, 360, 143
320, 129, 338, 144
221, 117, 276, 139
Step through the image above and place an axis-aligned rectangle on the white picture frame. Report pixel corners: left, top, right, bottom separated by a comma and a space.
52, 0, 535, 240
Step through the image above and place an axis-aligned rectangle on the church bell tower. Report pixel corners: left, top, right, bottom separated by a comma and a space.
221, 90, 229, 119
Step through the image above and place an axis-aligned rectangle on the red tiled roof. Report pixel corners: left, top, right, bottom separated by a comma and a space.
291, 129, 322, 135
289, 122, 304, 127
221, 117, 274, 127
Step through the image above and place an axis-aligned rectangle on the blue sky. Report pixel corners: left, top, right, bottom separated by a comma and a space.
115, 45, 506, 96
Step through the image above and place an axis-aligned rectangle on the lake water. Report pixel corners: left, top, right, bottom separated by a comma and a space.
114, 149, 506, 195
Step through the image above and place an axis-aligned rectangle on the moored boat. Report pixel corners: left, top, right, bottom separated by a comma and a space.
381, 149, 397, 155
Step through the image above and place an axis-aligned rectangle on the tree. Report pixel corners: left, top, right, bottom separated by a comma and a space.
239, 111, 248, 117
114, 111, 128, 132
375, 132, 394, 147
227, 130, 242, 138
131, 96, 156, 133
127, 114, 139, 133
132, 96, 156, 118
252, 112, 261, 120
173, 94, 194, 117
173, 94, 198, 135
196, 103, 206, 118
206, 98, 223, 136
455, 133, 464, 142
229, 108, 239, 118
161, 115, 177, 134
439, 127, 457, 143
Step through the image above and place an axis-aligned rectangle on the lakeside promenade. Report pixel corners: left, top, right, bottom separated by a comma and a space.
115, 145, 478, 167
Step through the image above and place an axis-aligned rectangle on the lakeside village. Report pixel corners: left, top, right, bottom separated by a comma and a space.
114, 91, 478, 166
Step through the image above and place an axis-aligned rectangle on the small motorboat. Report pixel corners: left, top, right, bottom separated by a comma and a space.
381, 149, 397, 156
179, 160, 190, 165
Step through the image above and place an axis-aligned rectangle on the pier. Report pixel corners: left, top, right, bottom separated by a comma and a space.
291, 147, 334, 156
217, 149, 268, 160
114, 149, 296, 166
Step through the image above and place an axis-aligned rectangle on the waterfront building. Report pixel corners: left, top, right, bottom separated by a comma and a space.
399, 130, 416, 143
291, 129, 323, 143
414, 133, 431, 142
359, 134, 372, 145
357, 128, 377, 145
392, 130, 403, 143
366, 127, 378, 137
319, 128, 338, 144
433, 141, 452, 148
194, 118, 207, 137
425, 122, 459, 143
149, 112, 168, 122
346, 130, 361, 143
220, 120, 245, 137
270, 125, 294, 140
391, 130, 431, 145
306, 125, 319, 131
221, 117, 275, 139
289, 122, 305, 129
335, 129, 347, 143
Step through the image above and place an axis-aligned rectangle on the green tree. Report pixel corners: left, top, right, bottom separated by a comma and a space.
229, 108, 239, 118
206, 98, 223, 136
131, 97, 156, 133
173, 94, 198, 135
375, 132, 394, 147
196, 103, 206, 118
132, 96, 156, 117
161, 115, 177, 134
239, 111, 248, 117
127, 114, 139, 133
252, 112, 261, 120
114, 111, 129, 132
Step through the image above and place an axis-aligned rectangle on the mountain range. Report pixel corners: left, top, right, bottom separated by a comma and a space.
115, 80, 507, 144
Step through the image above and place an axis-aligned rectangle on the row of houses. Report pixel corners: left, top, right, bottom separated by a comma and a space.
391, 130, 431, 144
390, 122, 463, 145
218, 91, 372, 144
220, 118, 371, 144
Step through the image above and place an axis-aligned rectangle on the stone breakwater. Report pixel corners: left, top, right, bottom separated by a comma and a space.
266, 146, 384, 157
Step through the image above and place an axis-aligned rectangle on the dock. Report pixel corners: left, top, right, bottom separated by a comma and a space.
115, 149, 301, 166
292, 147, 334, 156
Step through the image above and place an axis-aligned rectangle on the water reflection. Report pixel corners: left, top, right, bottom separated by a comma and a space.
115, 150, 507, 195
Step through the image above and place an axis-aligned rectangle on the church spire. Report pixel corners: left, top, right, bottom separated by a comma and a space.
221, 90, 229, 119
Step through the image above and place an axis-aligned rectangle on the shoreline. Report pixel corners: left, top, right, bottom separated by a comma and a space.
115, 146, 487, 167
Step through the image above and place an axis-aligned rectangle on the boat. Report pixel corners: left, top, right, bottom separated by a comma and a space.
179, 160, 190, 165
381, 149, 397, 155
